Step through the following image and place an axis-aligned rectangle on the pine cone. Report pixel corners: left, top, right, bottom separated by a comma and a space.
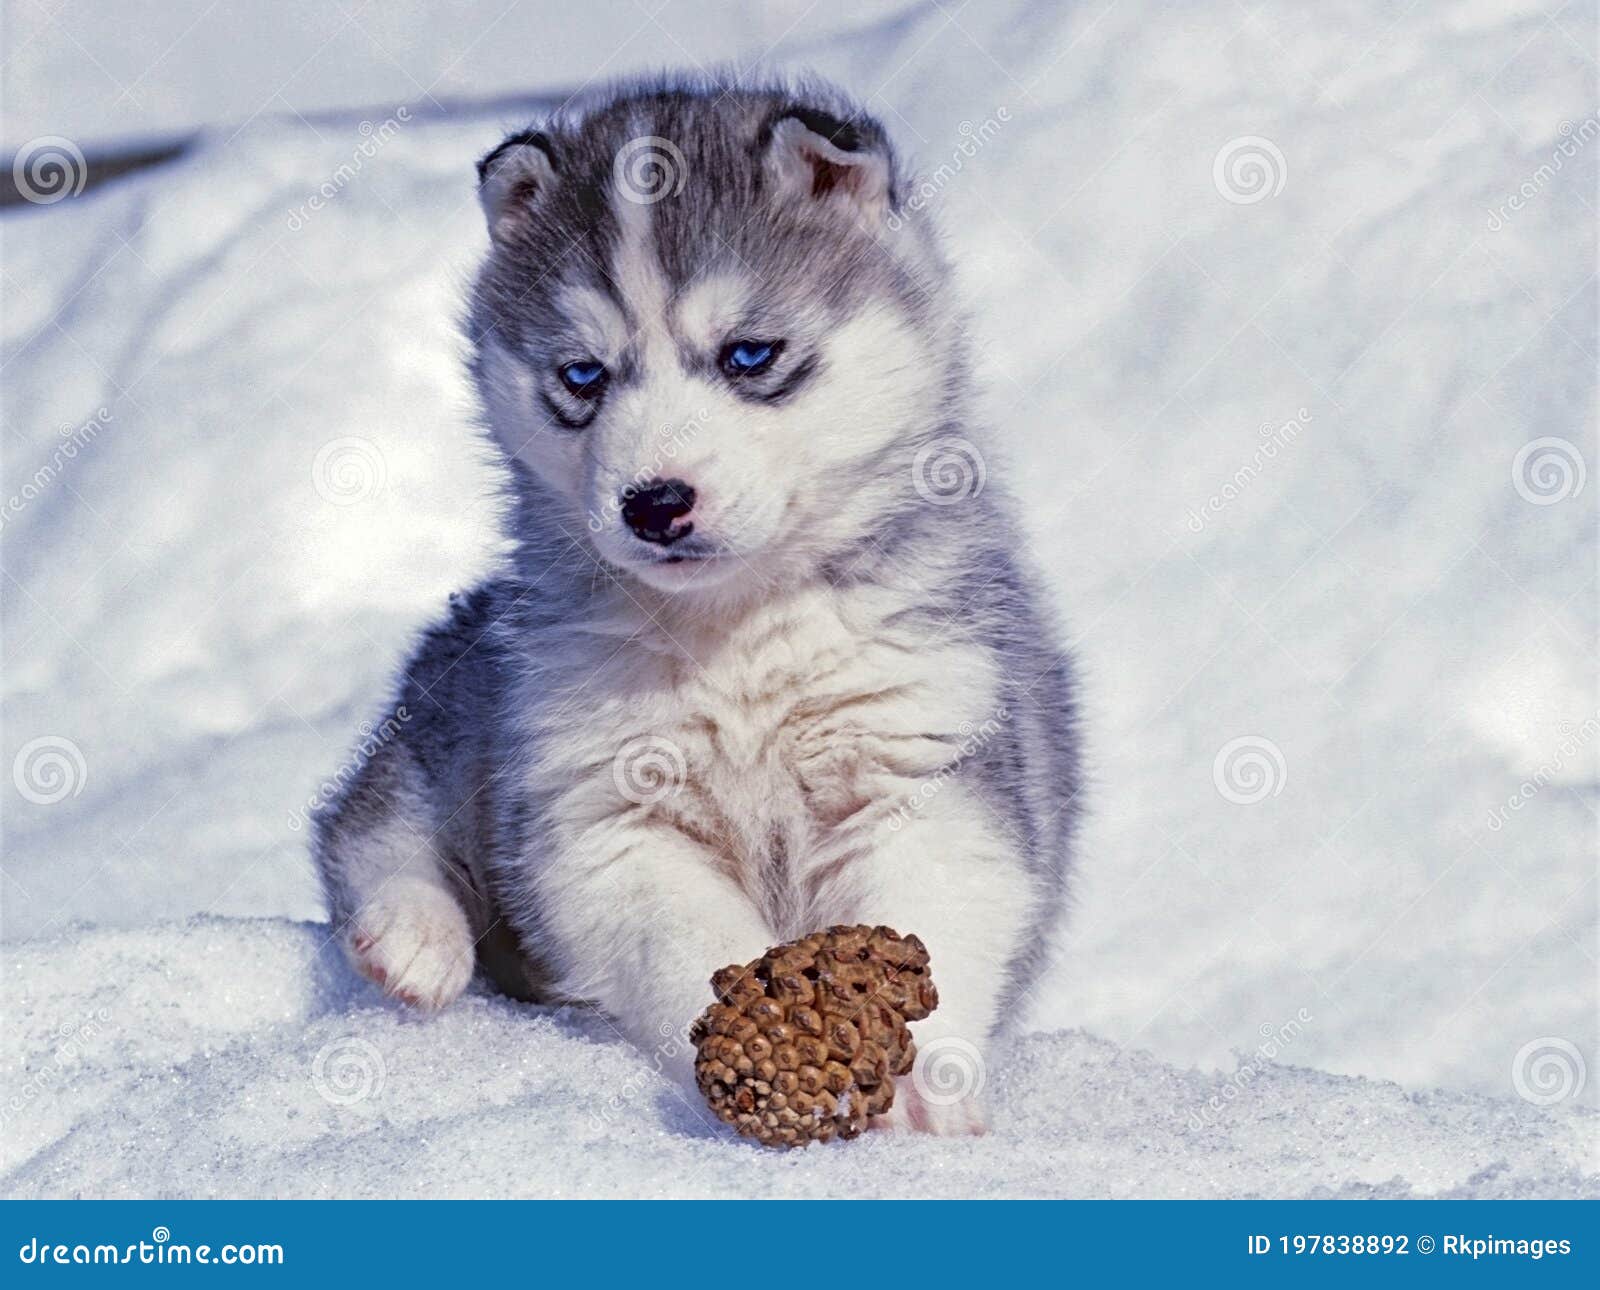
690, 924, 938, 1148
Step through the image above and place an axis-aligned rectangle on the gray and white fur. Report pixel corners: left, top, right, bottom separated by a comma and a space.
313, 76, 1081, 1134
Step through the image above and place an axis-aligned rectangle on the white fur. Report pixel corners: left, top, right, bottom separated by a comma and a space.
349, 877, 476, 1010
508, 573, 1031, 1128
320, 104, 1059, 1139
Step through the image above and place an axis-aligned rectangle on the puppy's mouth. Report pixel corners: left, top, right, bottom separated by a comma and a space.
636, 537, 720, 566
622, 537, 746, 589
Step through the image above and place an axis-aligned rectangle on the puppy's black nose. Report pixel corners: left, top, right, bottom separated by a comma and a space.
621, 478, 696, 545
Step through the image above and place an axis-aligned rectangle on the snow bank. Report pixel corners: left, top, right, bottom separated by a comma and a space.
0, 0, 915, 149
1, 0, 1595, 1197
4, 919, 1593, 1199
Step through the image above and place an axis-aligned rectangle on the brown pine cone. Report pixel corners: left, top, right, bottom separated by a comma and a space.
689, 925, 938, 1148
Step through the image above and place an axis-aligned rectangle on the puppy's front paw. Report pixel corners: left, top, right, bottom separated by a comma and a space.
876, 1075, 990, 1136
347, 878, 475, 1010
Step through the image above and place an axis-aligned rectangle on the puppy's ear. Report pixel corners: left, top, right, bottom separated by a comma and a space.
477, 130, 557, 244
763, 107, 894, 223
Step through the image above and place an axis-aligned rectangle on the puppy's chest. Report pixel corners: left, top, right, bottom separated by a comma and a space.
580, 599, 991, 844
680, 620, 923, 828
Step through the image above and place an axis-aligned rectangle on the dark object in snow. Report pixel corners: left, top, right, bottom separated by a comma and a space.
690, 924, 939, 1148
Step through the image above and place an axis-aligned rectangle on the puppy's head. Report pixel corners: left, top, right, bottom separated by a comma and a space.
468, 81, 956, 596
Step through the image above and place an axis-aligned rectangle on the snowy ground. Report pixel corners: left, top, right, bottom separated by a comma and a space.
4, 919, 1594, 1199
2, 0, 1596, 1197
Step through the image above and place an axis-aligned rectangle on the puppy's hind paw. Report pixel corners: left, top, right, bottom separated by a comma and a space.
347, 878, 475, 1011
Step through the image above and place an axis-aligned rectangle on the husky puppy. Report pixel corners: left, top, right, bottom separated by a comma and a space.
313, 77, 1081, 1134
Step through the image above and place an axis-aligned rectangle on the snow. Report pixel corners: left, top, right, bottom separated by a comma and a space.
0, 0, 915, 151
2, 0, 1596, 1197
4, 919, 1593, 1199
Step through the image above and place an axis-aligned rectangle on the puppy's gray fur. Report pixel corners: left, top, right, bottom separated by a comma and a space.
314, 75, 1081, 1133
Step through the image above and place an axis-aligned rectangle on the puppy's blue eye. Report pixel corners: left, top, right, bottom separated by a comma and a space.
559, 360, 608, 399
722, 340, 778, 376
